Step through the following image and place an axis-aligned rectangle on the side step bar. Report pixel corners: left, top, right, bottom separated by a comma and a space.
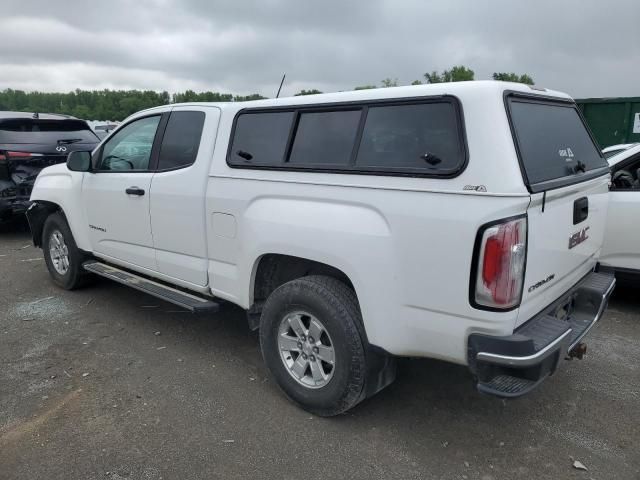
83, 261, 220, 313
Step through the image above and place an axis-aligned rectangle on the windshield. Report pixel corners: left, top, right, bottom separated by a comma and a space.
0, 118, 99, 144
604, 149, 625, 159
507, 97, 608, 192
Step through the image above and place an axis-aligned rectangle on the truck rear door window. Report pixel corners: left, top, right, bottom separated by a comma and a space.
230, 112, 294, 165
288, 110, 361, 166
355, 102, 463, 173
157, 111, 205, 170
507, 98, 608, 192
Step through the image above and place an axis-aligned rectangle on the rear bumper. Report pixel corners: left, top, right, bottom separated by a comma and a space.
467, 271, 615, 397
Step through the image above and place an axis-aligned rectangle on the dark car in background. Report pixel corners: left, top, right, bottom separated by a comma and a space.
0, 112, 100, 223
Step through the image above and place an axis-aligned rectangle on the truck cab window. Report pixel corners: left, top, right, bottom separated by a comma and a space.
99, 116, 160, 171
157, 111, 205, 170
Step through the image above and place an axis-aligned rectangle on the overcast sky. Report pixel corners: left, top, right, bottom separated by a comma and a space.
1, 0, 638, 99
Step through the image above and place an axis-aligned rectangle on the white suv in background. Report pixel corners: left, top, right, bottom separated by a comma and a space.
601, 143, 640, 281
602, 143, 638, 159
27, 81, 615, 415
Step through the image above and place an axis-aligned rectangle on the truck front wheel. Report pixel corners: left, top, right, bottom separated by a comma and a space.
259, 275, 367, 416
42, 212, 90, 290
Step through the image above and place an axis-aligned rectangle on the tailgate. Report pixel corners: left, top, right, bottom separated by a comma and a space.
504, 93, 611, 327
517, 176, 609, 326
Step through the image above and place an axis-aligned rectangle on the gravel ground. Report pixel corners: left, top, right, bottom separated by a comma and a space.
1, 223, 639, 480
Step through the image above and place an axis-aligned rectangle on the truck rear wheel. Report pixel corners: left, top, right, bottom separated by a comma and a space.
42, 212, 90, 290
259, 275, 367, 416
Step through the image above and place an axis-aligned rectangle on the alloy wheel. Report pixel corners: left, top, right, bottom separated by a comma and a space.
49, 230, 70, 275
277, 311, 336, 389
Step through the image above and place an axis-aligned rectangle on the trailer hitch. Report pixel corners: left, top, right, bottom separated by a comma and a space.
567, 342, 587, 360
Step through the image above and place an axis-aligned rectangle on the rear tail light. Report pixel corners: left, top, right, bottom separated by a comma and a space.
0, 151, 44, 162
5, 151, 43, 158
473, 216, 527, 310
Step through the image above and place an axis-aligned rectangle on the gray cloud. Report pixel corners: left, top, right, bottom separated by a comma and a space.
1, 0, 638, 98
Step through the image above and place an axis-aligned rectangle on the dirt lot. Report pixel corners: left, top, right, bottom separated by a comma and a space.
1, 224, 639, 480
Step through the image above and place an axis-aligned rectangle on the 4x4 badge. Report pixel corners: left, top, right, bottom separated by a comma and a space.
463, 185, 487, 192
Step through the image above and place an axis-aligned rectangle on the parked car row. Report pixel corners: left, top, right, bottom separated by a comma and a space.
21, 81, 619, 415
92, 122, 120, 139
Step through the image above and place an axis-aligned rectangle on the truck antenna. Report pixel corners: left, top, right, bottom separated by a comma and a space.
276, 73, 286, 98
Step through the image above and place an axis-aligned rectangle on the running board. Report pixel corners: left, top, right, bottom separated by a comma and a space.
83, 261, 220, 313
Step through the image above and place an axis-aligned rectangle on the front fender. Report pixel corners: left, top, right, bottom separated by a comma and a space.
29, 164, 91, 251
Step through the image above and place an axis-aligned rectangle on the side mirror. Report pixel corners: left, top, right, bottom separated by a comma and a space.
66, 151, 92, 172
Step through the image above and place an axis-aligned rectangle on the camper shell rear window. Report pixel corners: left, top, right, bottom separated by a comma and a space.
506, 94, 609, 193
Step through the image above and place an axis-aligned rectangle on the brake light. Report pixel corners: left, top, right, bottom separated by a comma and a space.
6, 151, 43, 158
473, 216, 527, 309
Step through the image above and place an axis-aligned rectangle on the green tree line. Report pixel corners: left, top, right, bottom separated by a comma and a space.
0, 88, 267, 121
304, 66, 535, 95
0, 66, 534, 120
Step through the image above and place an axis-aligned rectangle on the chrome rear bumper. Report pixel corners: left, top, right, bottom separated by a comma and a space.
468, 271, 616, 397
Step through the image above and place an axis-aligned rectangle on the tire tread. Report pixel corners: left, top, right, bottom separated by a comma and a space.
42, 212, 91, 290
260, 275, 367, 416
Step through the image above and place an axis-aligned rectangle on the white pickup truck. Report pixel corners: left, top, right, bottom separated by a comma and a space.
27, 81, 615, 416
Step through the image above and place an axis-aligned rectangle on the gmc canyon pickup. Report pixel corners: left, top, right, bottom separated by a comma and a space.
26, 81, 615, 415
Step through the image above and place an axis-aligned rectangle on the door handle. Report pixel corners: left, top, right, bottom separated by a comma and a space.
126, 186, 145, 196
573, 197, 588, 224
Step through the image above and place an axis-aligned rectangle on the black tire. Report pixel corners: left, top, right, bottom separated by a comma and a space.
42, 212, 91, 290
259, 275, 367, 416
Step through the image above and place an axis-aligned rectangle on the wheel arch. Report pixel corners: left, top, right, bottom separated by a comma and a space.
29, 166, 92, 251
26, 200, 64, 247
247, 253, 357, 331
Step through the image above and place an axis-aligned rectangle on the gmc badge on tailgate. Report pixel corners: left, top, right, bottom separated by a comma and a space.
569, 226, 589, 249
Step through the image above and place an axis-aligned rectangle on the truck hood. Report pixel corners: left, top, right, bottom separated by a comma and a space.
29, 163, 73, 201
38, 162, 70, 176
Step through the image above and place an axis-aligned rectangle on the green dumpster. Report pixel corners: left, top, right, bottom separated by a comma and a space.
575, 97, 640, 149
